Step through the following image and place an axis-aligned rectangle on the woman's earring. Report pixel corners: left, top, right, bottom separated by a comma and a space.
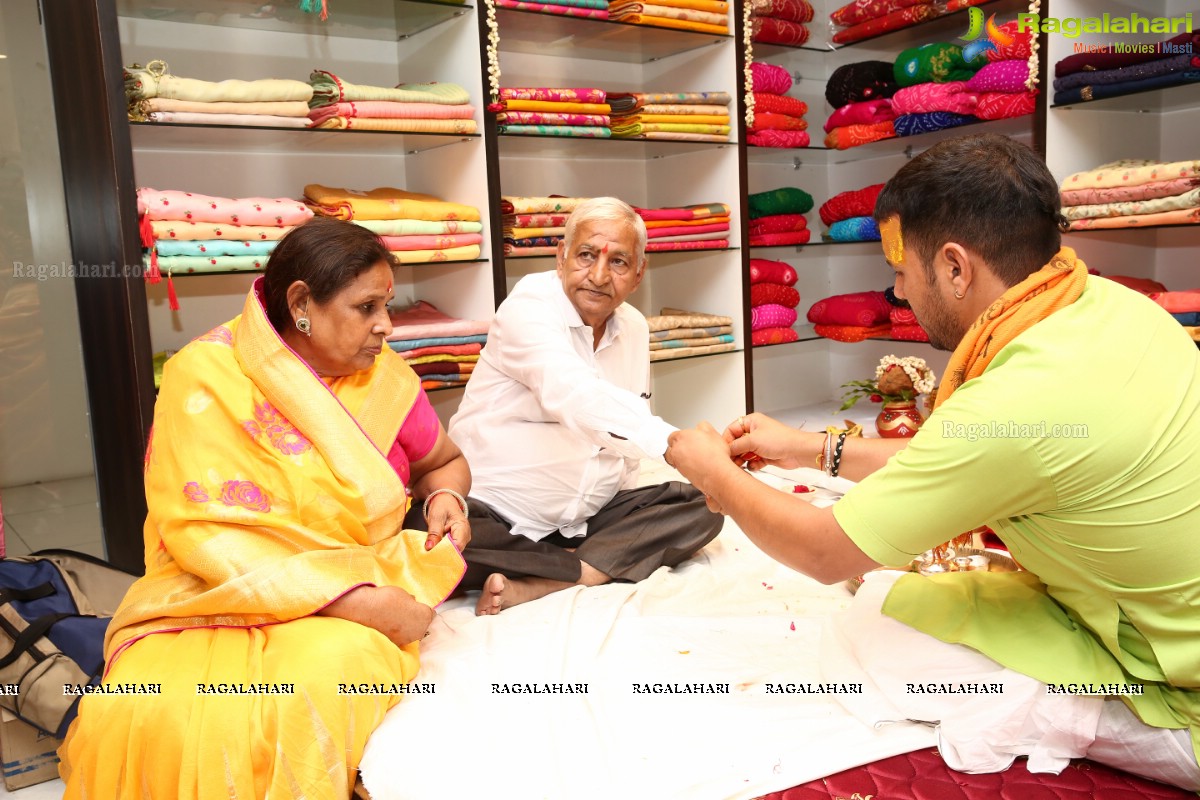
296, 303, 311, 336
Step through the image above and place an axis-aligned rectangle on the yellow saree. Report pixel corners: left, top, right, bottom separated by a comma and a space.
59, 282, 464, 799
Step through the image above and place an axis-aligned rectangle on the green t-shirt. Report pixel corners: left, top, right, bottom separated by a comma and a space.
834, 276, 1200, 749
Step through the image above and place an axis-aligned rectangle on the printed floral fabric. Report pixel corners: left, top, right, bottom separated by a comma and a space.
304, 185, 480, 222
498, 99, 612, 114
753, 93, 809, 117
314, 117, 477, 133
506, 213, 571, 227
966, 59, 1031, 93
823, 98, 896, 133
752, 303, 799, 331
1054, 69, 1200, 105
826, 215, 881, 241
890, 81, 978, 115
499, 87, 607, 104
649, 324, 733, 341
645, 239, 729, 251
495, 0, 610, 16
750, 283, 800, 308
1062, 188, 1200, 221
378, 233, 485, 250
748, 129, 811, 148
609, 1, 727, 25
751, 326, 800, 345
750, 16, 810, 46
893, 111, 975, 137
829, 0, 928, 27
819, 183, 885, 226
1061, 176, 1200, 208
807, 290, 892, 326
749, 258, 798, 286
894, 43, 980, 88
823, 121, 896, 149
973, 90, 1036, 120
611, 122, 728, 136
748, 213, 808, 234
813, 323, 892, 342
146, 254, 269, 273
985, 20, 1033, 62
1054, 54, 1195, 92
155, 240, 277, 257
636, 203, 729, 221
1054, 32, 1200, 77
500, 196, 589, 214
1060, 160, 1200, 191
608, 91, 731, 111
499, 121, 614, 135
749, 230, 812, 246
750, 0, 813, 23
831, 4, 939, 45
149, 220, 294, 241
354, 219, 483, 236
616, 13, 729, 32
138, 189, 312, 226
1066, 207, 1200, 231
497, 111, 611, 126
751, 62, 793, 95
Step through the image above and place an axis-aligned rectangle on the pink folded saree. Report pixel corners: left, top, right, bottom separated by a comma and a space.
823, 98, 895, 133
138, 189, 313, 225
307, 101, 475, 126
379, 233, 484, 251
499, 87, 607, 104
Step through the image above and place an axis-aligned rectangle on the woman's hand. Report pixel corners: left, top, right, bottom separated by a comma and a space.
319, 584, 435, 647
424, 493, 472, 552
665, 422, 741, 499
724, 412, 812, 471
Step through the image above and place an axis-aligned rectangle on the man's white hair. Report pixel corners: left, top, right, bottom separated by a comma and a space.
562, 197, 648, 270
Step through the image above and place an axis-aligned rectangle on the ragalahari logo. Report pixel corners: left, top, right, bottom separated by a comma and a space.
960, 7, 1014, 62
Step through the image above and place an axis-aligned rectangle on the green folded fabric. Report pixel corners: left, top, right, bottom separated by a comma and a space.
894, 43, 982, 88
748, 187, 814, 219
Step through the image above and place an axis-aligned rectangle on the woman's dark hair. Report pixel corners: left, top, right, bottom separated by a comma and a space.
262, 216, 395, 333
873, 133, 1062, 288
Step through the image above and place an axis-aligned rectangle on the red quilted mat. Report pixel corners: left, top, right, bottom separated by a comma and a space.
757, 747, 1195, 800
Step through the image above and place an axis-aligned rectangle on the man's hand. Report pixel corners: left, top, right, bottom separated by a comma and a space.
665, 421, 740, 499
724, 412, 810, 471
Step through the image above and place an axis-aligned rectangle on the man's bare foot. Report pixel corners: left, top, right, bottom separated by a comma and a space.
475, 573, 574, 616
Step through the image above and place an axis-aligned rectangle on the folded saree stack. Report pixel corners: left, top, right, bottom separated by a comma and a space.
137, 188, 313, 307
501, 195, 592, 256
306, 70, 477, 133
748, 258, 800, 345
747, 63, 809, 148
608, 91, 731, 142
304, 184, 483, 263
608, 0, 728, 34
493, 87, 611, 138
827, 0, 990, 45
749, 258, 800, 345
819, 183, 884, 242
749, 0, 812, 46
1053, 31, 1200, 105
889, 42, 984, 137
635, 202, 730, 251
495, 0, 608, 19
124, 61, 313, 127
386, 301, 490, 390
1059, 159, 1200, 231
1147, 289, 1200, 339
748, 186, 813, 247
823, 60, 898, 149
807, 289, 895, 342
646, 307, 736, 361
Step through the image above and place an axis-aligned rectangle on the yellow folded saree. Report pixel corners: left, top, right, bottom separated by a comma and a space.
305, 183, 482, 222
59, 282, 465, 799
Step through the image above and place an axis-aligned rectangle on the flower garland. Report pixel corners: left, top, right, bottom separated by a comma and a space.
483, 0, 502, 108
876, 355, 935, 395
1024, 0, 1041, 92
743, 0, 755, 129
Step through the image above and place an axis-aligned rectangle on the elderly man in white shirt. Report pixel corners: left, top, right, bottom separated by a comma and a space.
445, 196, 723, 615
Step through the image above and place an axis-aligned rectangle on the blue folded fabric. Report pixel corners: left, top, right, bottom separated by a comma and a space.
826, 216, 881, 242
1053, 54, 1194, 92
1171, 311, 1200, 326
155, 239, 277, 257
893, 111, 977, 137
1054, 70, 1200, 105
388, 334, 488, 351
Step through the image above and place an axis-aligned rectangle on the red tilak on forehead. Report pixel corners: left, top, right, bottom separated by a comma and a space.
601, 243, 609, 254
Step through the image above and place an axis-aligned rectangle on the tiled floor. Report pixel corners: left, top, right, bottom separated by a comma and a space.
1, 476, 106, 560
0, 476, 101, 796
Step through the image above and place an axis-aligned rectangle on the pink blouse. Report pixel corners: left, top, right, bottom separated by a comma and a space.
385, 390, 440, 484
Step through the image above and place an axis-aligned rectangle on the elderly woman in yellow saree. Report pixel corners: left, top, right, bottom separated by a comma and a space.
59, 217, 470, 798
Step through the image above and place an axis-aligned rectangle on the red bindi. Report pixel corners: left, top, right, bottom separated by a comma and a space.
601, 244, 609, 254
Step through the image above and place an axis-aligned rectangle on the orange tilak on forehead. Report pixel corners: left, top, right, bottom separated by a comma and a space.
880, 216, 904, 264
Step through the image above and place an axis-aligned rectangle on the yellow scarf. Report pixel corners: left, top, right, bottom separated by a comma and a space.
935, 247, 1088, 410
107, 283, 464, 664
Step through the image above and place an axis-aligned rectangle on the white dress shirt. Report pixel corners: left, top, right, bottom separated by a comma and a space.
448, 271, 676, 542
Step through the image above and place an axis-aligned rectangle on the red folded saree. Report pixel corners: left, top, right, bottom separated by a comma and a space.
749, 258, 797, 285
818, 183, 885, 226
